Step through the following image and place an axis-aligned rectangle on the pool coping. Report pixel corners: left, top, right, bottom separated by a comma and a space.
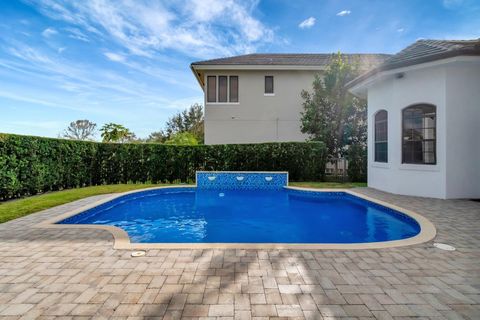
36, 185, 437, 250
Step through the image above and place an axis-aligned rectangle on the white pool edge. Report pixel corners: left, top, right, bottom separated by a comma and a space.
36, 185, 437, 250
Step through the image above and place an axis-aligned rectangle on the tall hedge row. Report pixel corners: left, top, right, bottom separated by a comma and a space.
0, 134, 326, 200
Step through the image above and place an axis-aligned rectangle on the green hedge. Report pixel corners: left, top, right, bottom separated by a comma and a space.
0, 134, 326, 200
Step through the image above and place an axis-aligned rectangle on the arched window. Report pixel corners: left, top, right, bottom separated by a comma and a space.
374, 110, 388, 163
402, 104, 436, 164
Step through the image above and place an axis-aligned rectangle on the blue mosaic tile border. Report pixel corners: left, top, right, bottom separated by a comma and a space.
196, 171, 288, 190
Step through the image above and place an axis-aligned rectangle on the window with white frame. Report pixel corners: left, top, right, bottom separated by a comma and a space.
264, 76, 274, 94
206, 75, 239, 103
374, 110, 388, 163
402, 104, 436, 164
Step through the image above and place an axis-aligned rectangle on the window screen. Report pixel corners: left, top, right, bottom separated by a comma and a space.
229, 76, 238, 102
218, 76, 228, 102
374, 110, 388, 163
265, 76, 274, 94
207, 76, 216, 103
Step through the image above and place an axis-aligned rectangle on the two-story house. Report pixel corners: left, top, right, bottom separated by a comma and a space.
190, 53, 389, 144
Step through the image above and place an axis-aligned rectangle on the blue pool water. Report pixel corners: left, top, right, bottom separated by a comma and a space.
59, 188, 420, 243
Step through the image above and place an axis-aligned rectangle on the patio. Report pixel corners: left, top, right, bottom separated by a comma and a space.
0, 188, 479, 319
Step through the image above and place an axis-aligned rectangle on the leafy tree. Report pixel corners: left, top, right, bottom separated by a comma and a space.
346, 143, 367, 182
164, 103, 204, 143
300, 53, 367, 180
147, 103, 204, 144
164, 132, 199, 145
344, 94, 368, 181
100, 123, 136, 143
146, 131, 168, 143
62, 120, 97, 141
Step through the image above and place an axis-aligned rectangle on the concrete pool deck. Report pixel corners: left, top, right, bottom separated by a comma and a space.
0, 187, 479, 319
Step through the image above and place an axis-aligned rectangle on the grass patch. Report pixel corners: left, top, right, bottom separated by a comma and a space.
0, 184, 167, 224
289, 181, 367, 189
0, 181, 366, 224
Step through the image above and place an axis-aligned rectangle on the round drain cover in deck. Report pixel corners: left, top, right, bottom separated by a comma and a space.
131, 251, 146, 257
433, 243, 456, 251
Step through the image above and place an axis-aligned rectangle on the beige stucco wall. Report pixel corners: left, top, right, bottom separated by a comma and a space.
202, 69, 321, 144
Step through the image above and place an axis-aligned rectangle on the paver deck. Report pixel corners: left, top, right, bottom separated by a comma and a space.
0, 188, 479, 319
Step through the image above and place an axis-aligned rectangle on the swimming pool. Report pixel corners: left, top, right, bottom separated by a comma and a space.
57, 187, 422, 245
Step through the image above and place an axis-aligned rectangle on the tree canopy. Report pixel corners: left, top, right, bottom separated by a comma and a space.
163, 103, 204, 143
164, 132, 199, 145
61, 104, 204, 144
300, 53, 367, 180
100, 123, 136, 143
62, 120, 97, 141
146, 131, 168, 143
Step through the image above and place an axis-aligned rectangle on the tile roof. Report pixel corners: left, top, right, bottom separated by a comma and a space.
348, 39, 480, 88
191, 53, 390, 69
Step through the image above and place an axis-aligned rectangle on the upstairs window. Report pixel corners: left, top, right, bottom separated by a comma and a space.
374, 110, 388, 163
207, 76, 216, 103
229, 76, 238, 102
218, 76, 228, 102
206, 75, 239, 103
402, 104, 436, 164
265, 76, 274, 94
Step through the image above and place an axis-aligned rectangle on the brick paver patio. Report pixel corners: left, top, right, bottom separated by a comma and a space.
0, 188, 479, 319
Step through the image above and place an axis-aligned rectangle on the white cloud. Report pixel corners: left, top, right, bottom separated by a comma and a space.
27, 0, 274, 58
397, 28, 404, 33
41, 27, 58, 37
443, 0, 464, 9
3, 43, 172, 106
65, 27, 90, 42
336, 10, 351, 17
104, 52, 126, 62
1, 41, 200, 120
57, 47, 66, 53
8, 45, 53, 64
0, 89, 81, 112
189, 0, 227, 21
299, 17, 316, 29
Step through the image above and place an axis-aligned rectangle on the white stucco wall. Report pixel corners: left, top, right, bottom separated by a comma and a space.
444, 62, 480, 199
367, 66, 447, 198
202, 70, 320, 144
366, 57, 480, 199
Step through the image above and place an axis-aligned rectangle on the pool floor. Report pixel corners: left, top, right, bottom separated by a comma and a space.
59, 188, 420, 244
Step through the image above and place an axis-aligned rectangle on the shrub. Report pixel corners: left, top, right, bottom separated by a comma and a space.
0, 134, 327, 200
347, 144, 367, 182
165, 132, 199, 145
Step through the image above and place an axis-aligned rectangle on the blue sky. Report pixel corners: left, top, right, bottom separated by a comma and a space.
1, 0, 479, 139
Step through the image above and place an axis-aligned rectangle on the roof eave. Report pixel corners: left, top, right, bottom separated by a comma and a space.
348, 83, 368, 99
189, 64, 328, 71
190, 64, 205, 91
348, 53, 480, 98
